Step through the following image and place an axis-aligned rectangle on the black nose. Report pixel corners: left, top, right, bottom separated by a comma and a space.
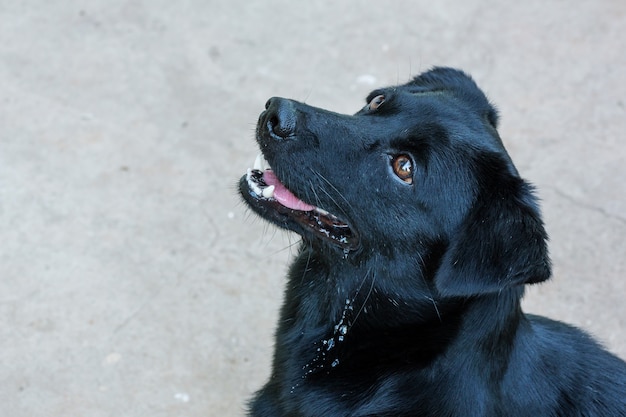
264, 97, 297, 139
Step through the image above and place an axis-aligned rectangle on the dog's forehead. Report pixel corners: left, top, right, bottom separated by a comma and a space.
365, 71, 497, 122
362, 84, 480, 127
359, 84, 510, 160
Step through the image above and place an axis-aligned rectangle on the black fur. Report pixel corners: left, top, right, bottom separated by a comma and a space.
239, 67, 626, 416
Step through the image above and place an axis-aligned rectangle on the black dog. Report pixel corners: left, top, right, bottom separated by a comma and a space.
239, 68, 626, 416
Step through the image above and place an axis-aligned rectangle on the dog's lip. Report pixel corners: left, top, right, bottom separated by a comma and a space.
242, 154, 359, 250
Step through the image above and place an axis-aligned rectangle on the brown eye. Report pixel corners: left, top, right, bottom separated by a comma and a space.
391, 154, 414, 184
368, 94, 385, 110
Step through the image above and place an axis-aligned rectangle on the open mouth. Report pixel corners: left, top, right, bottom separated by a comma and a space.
241, 154, 359, 251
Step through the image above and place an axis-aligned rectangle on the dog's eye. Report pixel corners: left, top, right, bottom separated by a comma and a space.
391, 154, 414, 184
368, 94, 385, 110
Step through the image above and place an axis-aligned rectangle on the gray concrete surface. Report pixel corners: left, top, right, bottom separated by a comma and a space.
1, 1, 625, 415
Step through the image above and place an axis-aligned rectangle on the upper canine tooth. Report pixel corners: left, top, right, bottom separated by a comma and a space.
262, 185, 275, 199
253, 153, 271, 171
253, 154, 263, 171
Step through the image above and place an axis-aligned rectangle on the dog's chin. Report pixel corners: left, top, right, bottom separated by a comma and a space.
239, 155, 359, 251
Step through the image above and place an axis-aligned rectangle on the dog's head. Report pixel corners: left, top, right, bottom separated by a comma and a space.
240, 67, 550, 297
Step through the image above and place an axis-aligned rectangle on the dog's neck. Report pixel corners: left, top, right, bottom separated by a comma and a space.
276, 246, 526, 390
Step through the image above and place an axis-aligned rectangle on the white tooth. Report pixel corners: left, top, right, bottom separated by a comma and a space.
259, 154, 270, 171
262, 185, 275, 199
253, 154, 263, 171
316, 208, 329, 215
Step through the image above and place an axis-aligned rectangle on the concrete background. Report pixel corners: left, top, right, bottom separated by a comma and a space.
1, 1, 624, 415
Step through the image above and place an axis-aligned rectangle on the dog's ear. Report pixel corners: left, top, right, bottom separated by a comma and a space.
434, 154, 551, 297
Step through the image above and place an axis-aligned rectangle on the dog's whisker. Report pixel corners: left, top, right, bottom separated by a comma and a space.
271, 238, 301, 257
310, 169, 353, 218
425, 295, 442, 323
312, 170, 351, 206
307, 178, 323, 208
300, 247, 313, 286
351, 268, 376, 327
302, 87, 314, 104
412, 250, 442, 321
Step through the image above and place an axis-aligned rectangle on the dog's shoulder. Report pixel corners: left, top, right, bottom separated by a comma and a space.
510, 315, 626, 413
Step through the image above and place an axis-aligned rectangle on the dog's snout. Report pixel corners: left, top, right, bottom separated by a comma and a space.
264, 97, 297, 140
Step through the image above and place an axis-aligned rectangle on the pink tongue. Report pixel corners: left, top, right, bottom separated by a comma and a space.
263, 170, 315, 211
